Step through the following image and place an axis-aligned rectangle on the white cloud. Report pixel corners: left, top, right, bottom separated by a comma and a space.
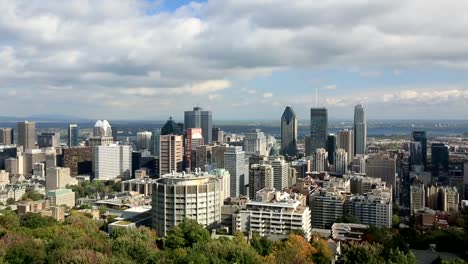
0, 0, 468, 118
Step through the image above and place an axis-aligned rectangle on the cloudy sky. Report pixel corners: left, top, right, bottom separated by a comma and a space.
1, 0, 468, 121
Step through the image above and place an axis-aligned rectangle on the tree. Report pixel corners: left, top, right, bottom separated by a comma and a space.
250, 232, 273, 256
20, 213, 57, 229
311, 237, 333, 264
6, 198, 15, 205
164, 218, 210, 249
265, 234, 317, 264
338, 242, 384, 264
21, 191, 44, 201
392, 214, 400, 227
111, 227, 158, 263
0, 210, 20, 230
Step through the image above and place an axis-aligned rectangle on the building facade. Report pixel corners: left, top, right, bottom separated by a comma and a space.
184, 106, 213, 144
354, 104, 367, 155
159, 135, 183, 176
280, 106, 298, 157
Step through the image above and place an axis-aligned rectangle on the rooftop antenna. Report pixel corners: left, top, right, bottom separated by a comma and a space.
315, 87, 318, 107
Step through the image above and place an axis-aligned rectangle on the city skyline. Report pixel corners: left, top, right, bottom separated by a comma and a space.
1, 1, 468, 120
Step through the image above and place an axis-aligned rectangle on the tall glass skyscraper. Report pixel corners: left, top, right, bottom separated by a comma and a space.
411, 131, 427, 169
280, 106, 298, 157
184, 106, 213, 143
354, 104, 367, 155
308, 108, 328, 156
68, 124, 79, 147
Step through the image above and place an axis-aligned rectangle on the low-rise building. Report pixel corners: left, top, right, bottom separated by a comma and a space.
47, 188, 75, 208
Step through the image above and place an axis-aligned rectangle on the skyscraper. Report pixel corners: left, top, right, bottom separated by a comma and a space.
337, 129, 354, 161
212, 127, 224, 144
354, 104, 367, 155
411, 131, 427, 169
68, 124, 79, 147
308, 108, 327, 156
17, 121, 36, 150
159, 135, 183, 176
431, 143, 449, 175
88, 120, 113, 147
268, 155, 289, 191
136, 131, 152, 150
184, 106, 213, 143
0, 128, 14, 145
312, 148, 328, 172
249, 164, 273, 199
150, 129, 161, 156
326, 134, 336, 165
280, 106, 298, 157
224, 146, 245, 197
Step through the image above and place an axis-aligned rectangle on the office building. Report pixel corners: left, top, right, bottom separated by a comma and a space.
37, 132, 61, 148
337, 129, 354, 161
326, 134, 336, 165
161, 117, 183, 135
150, 129, 161, 155
366, 154, 397, 192
348, 189, 392, 228
354, 104, 367, 155
312, 148, 328, 172
244, 129, 267, 156
308, 108, 328, 156
136, 131, 152, 151
17, 121, 36, 150
224, 146, 245, 197
234, 189, 312, 241
431, 143, 449, 174
23, 149, 47, 175
46, 167, 77, 191
0, 146, 18, 170
411, 131, 427, 169
60, 147, 93, 176
159, 135, 183, 176
93, 144, 132, 180
152, 172, 222, 236
280, 106, 298, 157
0, 170, 9, 186
269, 155, 289, 191
47, 188, 75, 208
185, 128, 204, 170
310, 190, 345, 228
348, 175, 382, 195
334, 149, 348, 174
0, 128, 14, 145
68, 124, 79, 147
184, 106, 213, 143
212, 127, 224, 144
89, 120, 114, 147
249, 164, 273, 199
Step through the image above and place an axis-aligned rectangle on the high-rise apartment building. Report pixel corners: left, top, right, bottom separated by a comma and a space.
337, 129, 354, 162
308, 108, 328, 156
17, 121, 36, 150
93, 144, 132, 180
354, 104, 367, 155
235, 189, 312, 241
348, 188, 392, 228
249, 164, 273, 199
0, 128, 14, 145
410, 183, 425, 213
159, 135, 183, 176
310, 190, 345, 228
334, 148, 348, 174
224, 146, 245, 197
184, 106, 213, 143
152, 172, 222, 236
269, 155, 289, 191
280, 106, 298, 157
68, 124, 79, 147
312, 148, 328, 172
